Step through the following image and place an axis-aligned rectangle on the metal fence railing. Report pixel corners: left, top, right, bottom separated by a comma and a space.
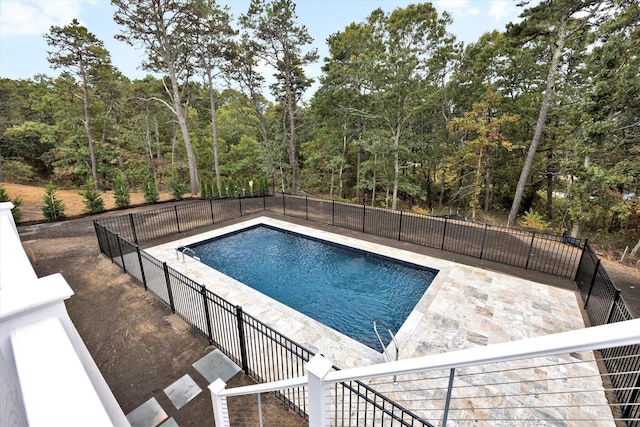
93, 194, 638, 426
276, 195, 585, 279
93, 220, 430, 426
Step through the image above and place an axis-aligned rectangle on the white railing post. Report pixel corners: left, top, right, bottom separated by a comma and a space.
0, 202, 17, 237
209, 378, 231, 427
306, 354, 334, 427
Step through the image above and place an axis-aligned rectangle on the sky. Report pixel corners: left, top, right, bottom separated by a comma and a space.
0, 0, 532, 91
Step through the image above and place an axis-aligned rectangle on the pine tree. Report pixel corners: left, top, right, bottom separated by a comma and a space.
0, 183, 23, 222
41, 183, 66, 221
143, 179, 159, 204
79, 178, 105, 214
113, 174, 131, 208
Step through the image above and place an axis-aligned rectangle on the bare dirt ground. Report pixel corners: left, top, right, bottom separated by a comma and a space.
4, 182, 174, 223
16, 204, 306, 426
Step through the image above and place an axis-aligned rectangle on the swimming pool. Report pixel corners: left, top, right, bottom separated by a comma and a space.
185, 224, 437, 351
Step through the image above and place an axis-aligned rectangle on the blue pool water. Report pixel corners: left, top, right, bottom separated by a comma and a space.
187, 225, 437, 351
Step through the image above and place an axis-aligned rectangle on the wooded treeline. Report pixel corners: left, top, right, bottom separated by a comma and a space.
0, 0, 638, 237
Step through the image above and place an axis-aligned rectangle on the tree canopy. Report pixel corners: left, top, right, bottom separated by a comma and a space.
0, 0, 637, 239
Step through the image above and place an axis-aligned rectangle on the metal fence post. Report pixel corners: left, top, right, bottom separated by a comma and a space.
174, 205, 181, 234
524, 232, 536, 270
442, 368, 456, 427
583, 258, 601, 309
209, 198, 215, 224
163, 262, 176, 313
238, 195, 243, 217
575, 239, 589, 282
606, 289, 621, 324
201, 286, 214, 344
128, 213, 139, 245
104, 228, 114, 262
93, 221, 104, 254
441, 217, 448, 250
235, 305, 250, 374
332, 200, 335, 226
479, 223, 488, 260
398, 210, 403, 241
136, 245, 147, 291
362, 203, 366, 233
305, 195, 308, 221
262, 194, 266, 211
116, 233, 126, 274
282, 193, 286, 215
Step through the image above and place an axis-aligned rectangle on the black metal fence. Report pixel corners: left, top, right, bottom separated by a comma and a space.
93, 215, 433, 426
575, 242, 639, 425
277, 195, 585, 278
93, 194, 638, 426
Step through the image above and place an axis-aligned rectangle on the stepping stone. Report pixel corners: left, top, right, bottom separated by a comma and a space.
126, 397, 168, 427
193, 349, 241, 383
164, 374, 202, 410
159, 418, 179, 427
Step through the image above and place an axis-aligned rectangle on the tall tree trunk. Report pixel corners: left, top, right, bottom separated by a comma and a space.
80, 68, 99, 189
546, 165, 553, 220
391, 126, 401, 210
167, 67, 199, 195
288, 97, 297, 194
338, 133, 347, 199
484, 155, 491, 213
206, 69, 221, 193
508, 20, 567, 226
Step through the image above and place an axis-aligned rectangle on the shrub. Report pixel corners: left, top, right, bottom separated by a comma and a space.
169, 175, 188, 200
79, 179, 105, 214
518, 208, 549, 231
143, 179, 159, 204
0, 183, 23, 222
113, 174, 130, 208
224, 177, 233, 197
41, 183, 65, 221
212, 180, 220, 198
200, 178, 210, 198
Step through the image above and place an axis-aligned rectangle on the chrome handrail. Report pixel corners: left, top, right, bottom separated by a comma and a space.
373, 318, 400, 382
176, 247, 200, 262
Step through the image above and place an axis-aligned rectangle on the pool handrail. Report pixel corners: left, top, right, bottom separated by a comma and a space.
373, 317, 400, 382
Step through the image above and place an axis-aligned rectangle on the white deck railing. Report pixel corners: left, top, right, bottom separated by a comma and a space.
210, 318, 640, 426
0, 202, 130, 427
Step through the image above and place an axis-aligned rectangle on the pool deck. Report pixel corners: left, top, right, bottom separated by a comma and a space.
146, 216, 612, 425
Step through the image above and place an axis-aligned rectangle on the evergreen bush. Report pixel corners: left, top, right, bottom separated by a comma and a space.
236, 178, 243, 196
79, 179, 105, 214
143, 179, 159, 204
169, 175, 188, 200
201, 178, 210, 198
113, 174, 130, 208
41, 183, 65, 221
0, 183, 23, 223
212, 180, 219, 199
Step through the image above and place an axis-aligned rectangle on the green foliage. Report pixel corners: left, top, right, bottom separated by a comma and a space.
518, 209, 549, 231
212, 180, 220, 199
200, 178, 210, 198
113, 174, 130, 208
169, 175, 188, 200
79, 179, 105, 214
260, 176, 269, 195
225, 177, 234, 197
1, 159, 38, 183
41, 183, 66, 221
143, 179, 159, 204
0, 184, 23, 223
